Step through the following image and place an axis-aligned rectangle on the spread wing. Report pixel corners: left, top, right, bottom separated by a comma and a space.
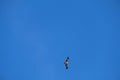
65, 64, 68, 69
66, 57, 69, 61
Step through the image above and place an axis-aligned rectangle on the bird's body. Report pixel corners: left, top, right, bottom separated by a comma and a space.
64, 57, 69, 69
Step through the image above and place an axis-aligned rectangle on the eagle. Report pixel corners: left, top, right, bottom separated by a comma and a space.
64, 57, 69, 69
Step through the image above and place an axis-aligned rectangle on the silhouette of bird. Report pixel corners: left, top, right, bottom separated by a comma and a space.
64, 57, 69, 69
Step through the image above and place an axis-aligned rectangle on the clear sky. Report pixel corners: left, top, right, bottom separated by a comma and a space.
0, 0, 120, 80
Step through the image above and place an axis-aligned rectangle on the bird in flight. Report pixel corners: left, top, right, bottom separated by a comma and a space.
64, 57, 69, 69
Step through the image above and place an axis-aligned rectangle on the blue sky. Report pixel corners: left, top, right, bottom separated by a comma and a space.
0, 0, 120, 80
